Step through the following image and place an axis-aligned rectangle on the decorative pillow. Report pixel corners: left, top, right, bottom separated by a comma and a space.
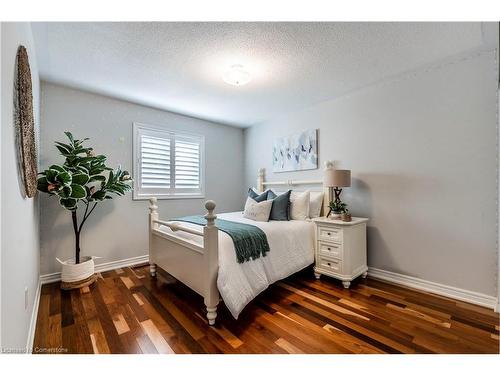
290, 191, 310, 220
309, 191, 324, 218
248, 187, 268, 202
243, 197, 273, 222
267, 190, 291, 221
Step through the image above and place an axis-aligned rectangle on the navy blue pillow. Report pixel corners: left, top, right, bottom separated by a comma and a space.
248, 188, 268, 202
267, 190, 291, 221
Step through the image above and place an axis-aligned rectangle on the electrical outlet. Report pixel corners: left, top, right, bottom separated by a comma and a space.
24, 287, 28, 310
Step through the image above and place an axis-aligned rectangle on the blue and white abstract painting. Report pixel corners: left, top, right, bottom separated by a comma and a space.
272, 129, 318, 172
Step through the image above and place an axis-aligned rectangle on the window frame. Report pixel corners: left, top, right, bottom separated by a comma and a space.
132, 122, 205, 200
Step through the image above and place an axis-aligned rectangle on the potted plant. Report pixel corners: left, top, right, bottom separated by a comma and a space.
327, 201, 348, 219
37, 132, 132, 289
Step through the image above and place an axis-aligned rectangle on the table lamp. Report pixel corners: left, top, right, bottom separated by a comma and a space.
324, 168, 351, 218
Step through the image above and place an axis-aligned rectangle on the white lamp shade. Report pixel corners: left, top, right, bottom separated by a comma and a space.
324, 169, 351, 187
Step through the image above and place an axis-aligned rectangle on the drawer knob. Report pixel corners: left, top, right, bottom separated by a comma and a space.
327, 232, 331, 235
327, 262, 331, 266
327, 247, 331, 250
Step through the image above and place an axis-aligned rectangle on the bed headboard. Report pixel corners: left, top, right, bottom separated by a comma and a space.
257, 160, 333, 216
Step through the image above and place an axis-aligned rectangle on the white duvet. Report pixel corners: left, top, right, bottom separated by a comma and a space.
159, 211, 315, 319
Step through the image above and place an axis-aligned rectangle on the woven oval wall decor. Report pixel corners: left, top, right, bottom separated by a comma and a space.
14, 45, 38, 198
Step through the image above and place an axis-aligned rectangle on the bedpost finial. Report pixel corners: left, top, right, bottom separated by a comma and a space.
149, 197, 158, 213
257, 168, 265, 192
205, 200, 216, 212
205, 200, 217, 225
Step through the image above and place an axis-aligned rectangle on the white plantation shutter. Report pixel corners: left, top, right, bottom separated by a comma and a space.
175, 138, 200, 189
140, 135, 171, 189
133, 123, 204, 199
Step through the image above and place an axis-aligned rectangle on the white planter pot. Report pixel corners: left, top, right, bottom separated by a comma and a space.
330, 211, 342, 219
56, 256, 96, 283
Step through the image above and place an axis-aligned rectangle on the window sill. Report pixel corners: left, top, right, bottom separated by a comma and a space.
132, 194, 206, 201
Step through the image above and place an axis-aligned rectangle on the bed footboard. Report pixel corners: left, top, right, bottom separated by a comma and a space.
148, 198, 220, 325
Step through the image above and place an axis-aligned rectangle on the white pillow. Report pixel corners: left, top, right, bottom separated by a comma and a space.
309, 191, 324, 218
243, 197, 272, 222
290, 191, 310, 220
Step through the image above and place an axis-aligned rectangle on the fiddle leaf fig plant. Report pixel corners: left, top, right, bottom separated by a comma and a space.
37, 132, 132, 264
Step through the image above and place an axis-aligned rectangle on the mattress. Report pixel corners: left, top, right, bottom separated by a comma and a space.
159, 211, 315, 319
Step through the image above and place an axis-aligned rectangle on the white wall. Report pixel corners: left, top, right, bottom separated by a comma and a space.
245, 50, 498, 297
496, 32, 500, 312
1, 22, 40, 349
40, 83, 245, 275
0, 22, 3, 348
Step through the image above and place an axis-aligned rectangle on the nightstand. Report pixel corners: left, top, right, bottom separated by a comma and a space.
312, 216, 368, 288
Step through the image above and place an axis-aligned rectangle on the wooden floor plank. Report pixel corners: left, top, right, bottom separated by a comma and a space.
120, 276, 135, 289
136, 283, 207, 353
112, 313, 130, 335
275, 337, 304, 353
210, 324, 244, 348
140, 319, 175, 354
69, 289, 94, 354
133, 293, 145, 306
91, 282, 126, 353
33, 265, 499, 354
47, 313, 62, 350
136, 333, 158, 354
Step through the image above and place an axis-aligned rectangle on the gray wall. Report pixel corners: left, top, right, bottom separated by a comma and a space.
0, 23, 2, 348
40, 83, 245, 275
1, 22, 40, 349
244, 50, 498, 296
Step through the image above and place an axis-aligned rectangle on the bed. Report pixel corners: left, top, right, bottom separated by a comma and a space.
148, 166, 330, 325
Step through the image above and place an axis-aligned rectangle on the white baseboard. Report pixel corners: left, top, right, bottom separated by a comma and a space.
368, 267, 498, 310
40, 254, 149, 285
26, 278, 41, 353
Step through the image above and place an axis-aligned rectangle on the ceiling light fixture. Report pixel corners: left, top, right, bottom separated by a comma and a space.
222, 64, 251, 86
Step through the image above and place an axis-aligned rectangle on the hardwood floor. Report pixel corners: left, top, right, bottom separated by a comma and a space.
33, 264, 500, 354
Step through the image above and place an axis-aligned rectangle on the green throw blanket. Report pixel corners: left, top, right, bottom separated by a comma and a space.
173, 215, 270, 263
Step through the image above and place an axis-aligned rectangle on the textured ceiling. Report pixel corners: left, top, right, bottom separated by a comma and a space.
32, 22, 489, 127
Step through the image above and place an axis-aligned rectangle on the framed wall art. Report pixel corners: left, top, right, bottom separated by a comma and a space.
272, 129, 318, 172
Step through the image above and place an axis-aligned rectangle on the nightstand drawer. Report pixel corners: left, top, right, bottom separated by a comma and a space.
318, 225, 343, 243
318, 241, 342, 259
318, 257, 342, 273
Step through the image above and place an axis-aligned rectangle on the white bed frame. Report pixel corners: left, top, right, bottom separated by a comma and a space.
148, 162, 333, 325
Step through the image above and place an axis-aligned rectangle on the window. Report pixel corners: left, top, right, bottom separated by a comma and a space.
133, 123, 205, 199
